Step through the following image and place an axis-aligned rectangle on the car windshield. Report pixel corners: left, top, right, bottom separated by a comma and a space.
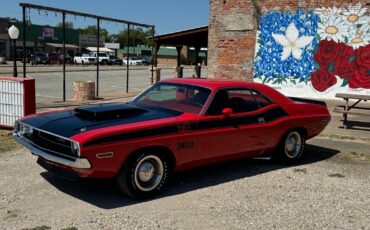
132, 82, 211, 114
35, 53, 47, 57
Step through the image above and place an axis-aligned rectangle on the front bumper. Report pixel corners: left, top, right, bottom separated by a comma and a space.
14, 134, 91, 169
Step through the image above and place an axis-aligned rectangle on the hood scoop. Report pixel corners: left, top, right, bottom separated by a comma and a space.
74, 103, 147, 120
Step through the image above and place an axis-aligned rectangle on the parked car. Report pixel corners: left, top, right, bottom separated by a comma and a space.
31, 52, 50, 65
108, 55, 123, 65
48, 52, 60, 65
58, 54, 73, 64
123, 56, 144, 65
0, 56, 6, 64
91, 52, 109, 64
14, 78, 331, 199
74, 53, 96, 65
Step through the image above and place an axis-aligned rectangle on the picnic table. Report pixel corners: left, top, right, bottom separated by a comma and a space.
334, 93, 370, 129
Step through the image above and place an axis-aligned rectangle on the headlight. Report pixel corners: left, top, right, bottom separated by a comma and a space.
14, 122, 20, 133
19, 123, 27, 135
71, 141, 80, 155
28, 126, 34, 136
17, 123, 33, 136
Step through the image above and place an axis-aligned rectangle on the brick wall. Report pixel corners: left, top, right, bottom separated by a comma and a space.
207, 0, 368, 80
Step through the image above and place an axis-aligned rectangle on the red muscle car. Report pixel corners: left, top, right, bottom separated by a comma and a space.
14, 78, 331, 199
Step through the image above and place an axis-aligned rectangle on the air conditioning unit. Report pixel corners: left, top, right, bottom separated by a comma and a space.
0, 77, 35, 128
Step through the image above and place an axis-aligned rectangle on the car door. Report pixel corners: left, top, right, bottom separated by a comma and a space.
194, 88, 276, 164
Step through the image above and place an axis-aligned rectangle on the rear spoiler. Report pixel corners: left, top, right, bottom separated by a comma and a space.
289, 97, 327, 107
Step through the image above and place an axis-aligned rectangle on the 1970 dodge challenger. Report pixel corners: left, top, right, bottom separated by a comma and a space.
14, 78, 331, 198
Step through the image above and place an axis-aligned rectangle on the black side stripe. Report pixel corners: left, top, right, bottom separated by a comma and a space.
83, 107, 288, 147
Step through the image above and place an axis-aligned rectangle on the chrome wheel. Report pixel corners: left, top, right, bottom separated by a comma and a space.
284, 131, 302, 159
134, 155, 164, 192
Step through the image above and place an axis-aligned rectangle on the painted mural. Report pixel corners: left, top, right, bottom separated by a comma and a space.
253, 4, 370, 98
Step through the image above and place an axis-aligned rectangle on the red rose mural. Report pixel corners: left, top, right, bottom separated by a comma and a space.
312, 41, 370, 91
348, 70, 370, 89
313, 40, 338, 68
334, 61, 355, 79
356, 45, 370, 70
310, 69, 337, 92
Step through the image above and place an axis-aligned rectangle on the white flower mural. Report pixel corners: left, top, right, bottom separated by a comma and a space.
272, 23, 314, 61
343, 4, 368, 24
316, 5, 369, 48
317, 17, 349, 42
314, 6, 342, 23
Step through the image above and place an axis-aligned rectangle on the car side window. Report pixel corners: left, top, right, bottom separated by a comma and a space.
250, 90, 273, 108
206, 89, 261, 115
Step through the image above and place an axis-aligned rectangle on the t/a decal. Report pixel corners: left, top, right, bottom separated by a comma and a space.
177, 123, 191, 133
177, 141, 194, 150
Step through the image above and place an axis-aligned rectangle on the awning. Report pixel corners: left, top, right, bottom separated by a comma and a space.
45, 43, 80, 49
86, 47, 114, 52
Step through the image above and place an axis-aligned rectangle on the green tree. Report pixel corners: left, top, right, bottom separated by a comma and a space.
56, 22, 74, 29
79, 25, 110, 42
114, 27, 154, 48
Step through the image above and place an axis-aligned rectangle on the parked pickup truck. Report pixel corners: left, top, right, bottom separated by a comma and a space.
74, 53, 96, 64
91, 52, 110, 64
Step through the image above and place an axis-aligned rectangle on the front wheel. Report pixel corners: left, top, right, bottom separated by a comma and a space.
273, 130, 306, 164
116, 152, 170, 199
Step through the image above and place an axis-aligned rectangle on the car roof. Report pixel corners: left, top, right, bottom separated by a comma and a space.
161, 78, 291, 103
162, 77, 264, 90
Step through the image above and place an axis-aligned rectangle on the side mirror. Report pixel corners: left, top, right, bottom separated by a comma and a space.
222, 108, 233, 118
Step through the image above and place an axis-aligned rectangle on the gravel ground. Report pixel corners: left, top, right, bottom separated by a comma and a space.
0, 138, 369, 230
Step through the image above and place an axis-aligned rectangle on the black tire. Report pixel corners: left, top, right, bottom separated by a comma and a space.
116, 152, 170, 199
273, 130, 306, 164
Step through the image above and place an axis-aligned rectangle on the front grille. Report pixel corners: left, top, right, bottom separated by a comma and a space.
88, 58, 95, 62
24, 130, 77, 159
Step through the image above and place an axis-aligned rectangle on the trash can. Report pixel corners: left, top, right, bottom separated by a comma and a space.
73, 81, 95, 101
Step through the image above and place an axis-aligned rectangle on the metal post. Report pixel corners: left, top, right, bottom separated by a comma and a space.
151, 26, 154, 84
126, 24, 130, 93
62, 12, 66, 101
22, 6, 26, 78
13, 39, 17, 77
96, 18, 100, 98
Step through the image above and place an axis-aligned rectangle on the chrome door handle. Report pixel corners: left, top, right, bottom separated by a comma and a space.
258, 117, 265, 124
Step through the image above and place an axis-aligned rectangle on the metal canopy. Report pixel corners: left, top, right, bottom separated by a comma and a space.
20, 2, 155, 100
153, 26, 208, 47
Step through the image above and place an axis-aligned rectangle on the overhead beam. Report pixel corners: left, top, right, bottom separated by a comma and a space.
19, 3, 155, 28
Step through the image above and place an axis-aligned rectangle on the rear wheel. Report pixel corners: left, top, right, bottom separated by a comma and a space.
273, 130, 306, 164
116, 152, 170, 199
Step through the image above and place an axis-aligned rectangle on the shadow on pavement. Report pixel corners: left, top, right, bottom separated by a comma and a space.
41, 143, 338, 209
338, 120, 370, 131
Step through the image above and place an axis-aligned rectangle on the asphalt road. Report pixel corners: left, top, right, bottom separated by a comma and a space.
0, 65, 207, 105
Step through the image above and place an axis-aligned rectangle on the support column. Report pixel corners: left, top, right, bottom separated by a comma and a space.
96, 17, 100, 98
175, 45, 182, 67
194, 46, 201, 65
153, 40, 160, 67
62, 12, 66, 101
22, 6, 26, 78
126, 24, 130, 93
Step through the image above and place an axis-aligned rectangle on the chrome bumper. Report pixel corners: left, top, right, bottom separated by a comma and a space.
14, 134, 91, 169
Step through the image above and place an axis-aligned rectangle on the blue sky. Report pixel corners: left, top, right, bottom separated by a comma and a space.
0, 0, 209, 35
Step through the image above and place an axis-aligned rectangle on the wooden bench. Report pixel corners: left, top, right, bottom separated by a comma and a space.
334, 93, 370, 129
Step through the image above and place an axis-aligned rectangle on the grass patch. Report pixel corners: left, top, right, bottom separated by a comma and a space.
0, 129, 21, 153
293, 168, 307, 174
340, 151, 370, 163
62, 227, 78, 230
329, 173, 345, 178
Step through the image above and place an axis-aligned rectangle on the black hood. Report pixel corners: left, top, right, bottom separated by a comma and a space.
22, 103, 182, 138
